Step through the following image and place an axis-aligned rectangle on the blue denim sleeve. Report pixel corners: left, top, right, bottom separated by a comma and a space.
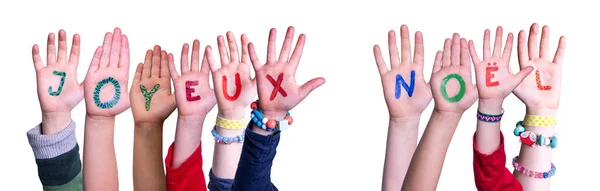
208, 169, 234, 191
232, 125, 280, 191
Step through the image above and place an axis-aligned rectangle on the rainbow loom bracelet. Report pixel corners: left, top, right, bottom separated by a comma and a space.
477, 109, 504, 123
211, 125, 245, 144
512, 156, 556, 179
513, 121, 558, 148
250, 101, 293, 132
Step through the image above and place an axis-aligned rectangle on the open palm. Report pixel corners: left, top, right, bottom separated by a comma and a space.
168, 40, 216, 117
33, 30, 83, 113
130, 46, 176, 123
513, 23, 565, 110
470, 27, 533, 100
430, 34, 478, 113
374, 25, 432, 118
83, 28, 131, 117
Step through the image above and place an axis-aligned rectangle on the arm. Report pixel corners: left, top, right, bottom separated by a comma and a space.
29, 30, 84, 190
133, 123, 166, 190
402, 34, 478, 191
373, 25, 432, 190
82, 28, 131, 191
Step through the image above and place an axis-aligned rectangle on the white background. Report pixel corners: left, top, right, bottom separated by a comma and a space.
0, 0, 598, 190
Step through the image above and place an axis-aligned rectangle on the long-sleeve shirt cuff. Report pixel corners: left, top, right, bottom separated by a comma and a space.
473, 131, 522, 191
233, 124, 280, 191
165, 142, 207, 191
27, 121, 78, 159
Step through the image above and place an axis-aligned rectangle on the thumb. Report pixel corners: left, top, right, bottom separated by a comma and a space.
299, 77, 326, 101
511, 66, 534, 89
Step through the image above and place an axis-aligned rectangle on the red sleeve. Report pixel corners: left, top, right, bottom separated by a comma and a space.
165, 142, 207, 191
473, 132, 522, 191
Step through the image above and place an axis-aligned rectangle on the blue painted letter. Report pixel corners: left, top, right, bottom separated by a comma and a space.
395, 70, 416, 99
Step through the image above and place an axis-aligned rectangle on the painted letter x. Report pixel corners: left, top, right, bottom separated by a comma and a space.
267, 73, 287, 101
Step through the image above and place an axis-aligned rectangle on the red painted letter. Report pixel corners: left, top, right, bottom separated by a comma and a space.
535, 70, 552, 90
266, 73, 287, 101
186, 80, 201, 101
222, 73, 242, 101
485, 62, 500, 87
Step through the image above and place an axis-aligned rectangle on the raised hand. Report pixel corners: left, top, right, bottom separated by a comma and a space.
249, 26, 325, 118
206, 32, 256, 119
513, 23, 565, 113
168, 40, 216, 117
83, 28, 130, 117
130, 46, 176, 123
469, 26, 533, 102
430, 34, 478, 113
374, 25, 432, 118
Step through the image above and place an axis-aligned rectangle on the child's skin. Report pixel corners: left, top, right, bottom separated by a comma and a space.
82, 28, 130, 191
130, 45, 176, 191
373, 25, 432, 190
402, 33, 478, 191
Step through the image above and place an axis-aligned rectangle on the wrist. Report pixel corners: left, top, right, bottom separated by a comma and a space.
390, 116, 421, 127
41, 111, 72, 135
526, 107, 557, 116
85, 114, 116, 123
134, 122, 164, 129
218, 109, 246, 120
432, 109, 463, 119
261, 110, 288, 120
478, 99, 504, 114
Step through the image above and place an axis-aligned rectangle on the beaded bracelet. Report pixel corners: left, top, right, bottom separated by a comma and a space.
522, 115, 557, 127
512, 156, 556, 179
211, 125, 245, 144
250, 101, 293, 132
514, 121, 558, 148
477, 109, 504, 123
216, 116, 246, 130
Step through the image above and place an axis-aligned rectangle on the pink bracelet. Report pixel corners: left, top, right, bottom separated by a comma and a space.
512, 156, 556, 179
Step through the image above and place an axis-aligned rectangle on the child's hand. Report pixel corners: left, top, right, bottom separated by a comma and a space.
205, 32, 256, 119
513, 24, 565, 114
373, 25, 432, 118
33, 30, 83, 114
83, 28, 131, 117
430, 34, 478, 114
130, 46, 176, 123
168, 40, 216, 117
469, 27, 533, 103
249, 27, 325, 118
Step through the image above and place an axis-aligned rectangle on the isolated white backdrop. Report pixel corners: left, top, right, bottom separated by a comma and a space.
0, 0, 597, 190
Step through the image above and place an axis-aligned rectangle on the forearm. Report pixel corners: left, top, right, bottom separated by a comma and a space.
42, 111, 72, 135
212, 110, 245, 179
172, 115, 205, 168
382, 116, 420, 191
475, 99, 504, 154
402, 111, 462, 191
514, 108, 556, 191
83, 115, 118, 191
133, 123, 165, 191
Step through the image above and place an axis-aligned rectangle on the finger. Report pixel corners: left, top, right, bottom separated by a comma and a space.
241, 34, 250, 64
442, 38, 451, 67
278, 26, 295, 62
388, 30, 400, 68
460, 38, 470, 66
160, 50, 170, 78
191, 40, 201, 72
32, 45, 44, 70
539, 25, 550, 60
151, 45, 161, 77
248, 43, 262, 71
511, 66, 534, 88
468, 40, 481, 64
299, 77, 326, 100
227, 31, 240, 63
492, 26, 503, 57
168, 53, 179, 78
400, 25, 412, 64
517, 30, 530, 68
483, 29, 491, 59
119, 35, 130, 71
266, 28, 277, 63
502, 33, 514, 61
432, 51, 443, 73
217, 35, 230, 65
451, 33, 460, 66
133, 63, 143, 83
47, 33, 57, 65
57, 30, 68, 64
553, 36, 566, 65
201, 49, 211, 82
289, 34, 306, 71
99, 32, 112, 68
373, 45, 388, 76
68, 34, 81, 68
109, 28, 122, 68
87, 46, 103, 74
142, 50, 152, 78
206, 45, 218, 73
180, 43, 190, 73
528, 23, 540, 59
413, 31, 424, 66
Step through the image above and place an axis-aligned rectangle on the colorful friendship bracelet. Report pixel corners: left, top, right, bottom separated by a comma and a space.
512, 156, 556, 179
522, 115, 557, 127
477, 109, 504, 123
250, 101, 293, 132
216, 116, 246, 130
514, 121, 558, 148
211, 125, 245, 144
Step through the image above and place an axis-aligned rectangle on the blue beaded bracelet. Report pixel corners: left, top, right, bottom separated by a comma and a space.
211, 125, 245, 144
250, 109, 292, 132
514, 121, 558, 148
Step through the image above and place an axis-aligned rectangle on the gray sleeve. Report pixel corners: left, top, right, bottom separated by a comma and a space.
27, 121, 78, 159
